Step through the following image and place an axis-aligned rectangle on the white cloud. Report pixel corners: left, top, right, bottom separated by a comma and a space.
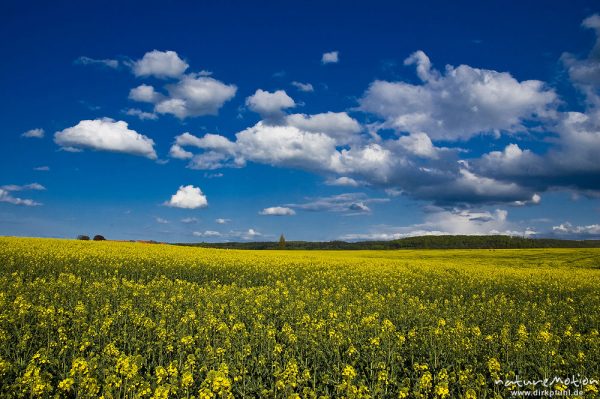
152, 75, 237, 118
322, 51, 339, 64
193, 230, 222, 237
233, 122, 339, 170
22, 128, 44, 138
1, 183, 45, 191
0, 189, 41, 206
33, 166, 50, 171
561, 14, 600, 104
169, 120, 538, 206
397, 132, 439, 158
128, 51, 237, 120
164, 185, 208, 209
291, 81, 314, 92
155, 217, 169, 224
165, 121, 436, 195
340, 230, 448, 241
189, 151, 237, 170
181, 217, 198, 224
129, 85, 162, 103
552, 222, 600, 237
259, 206, 296, 216
202, 228, 260, 240
286, 193, 388, 214
132, 50, 188, 78
75, 56, 119, 69
169, 144, 194, 160
414, 168, 534, 206
175, 122, 340, 172
229, 228, 262, 240
325, 177, 360, 187
176, 132, 237, 153
359, 51, 557, 140
476, 111, 600, 194
0, 183, 45, 206
54, 118, 157, 159
125, 108, 158, 120
246, 228, 260, 237
551, 112, 600, 174
245, 89, 295, 118
215, 218, 230, 224
341, 208, 535, 241
285, 112, 362, 144
512, 193, 542, 207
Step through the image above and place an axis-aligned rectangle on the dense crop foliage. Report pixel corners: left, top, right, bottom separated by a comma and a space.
0, 237, 599, 398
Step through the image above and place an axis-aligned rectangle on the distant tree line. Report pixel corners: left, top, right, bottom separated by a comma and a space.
77, 235, 106, 241
175, 235, 600, 250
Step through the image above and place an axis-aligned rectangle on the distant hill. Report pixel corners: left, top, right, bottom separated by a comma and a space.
175, 235, 600, 250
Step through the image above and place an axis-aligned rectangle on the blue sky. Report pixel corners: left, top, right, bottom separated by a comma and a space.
1, 0, 600, 242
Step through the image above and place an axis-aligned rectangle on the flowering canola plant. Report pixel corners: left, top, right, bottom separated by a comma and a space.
0, 237, 599, 398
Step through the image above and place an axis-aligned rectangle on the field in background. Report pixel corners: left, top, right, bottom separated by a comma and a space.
0, 237, 599, 398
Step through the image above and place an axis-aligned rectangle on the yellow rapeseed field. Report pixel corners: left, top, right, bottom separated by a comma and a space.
0, 237, 598, 398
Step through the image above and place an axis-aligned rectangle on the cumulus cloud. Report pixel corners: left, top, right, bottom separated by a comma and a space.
130, 76, 236, 119
359, 50, 557, 140
54, 118, 157, 159
153, 75, 237, 118
259, 206, 296, 216
155, 217, 169, 224
246, 89, 295, 119
285, 112, 362, 144
75, 56, 119, 69
322, 51, 339, 64
164, 185, 208, 209
215, 218, 230, 224
33, 166, 50, 171
22, 128, 44, 138
129, 84, 162, 103
132, 50, 188, 78
181, 217, 198, 224
127, 51, 237, 119
291, 81, 314, 92
173, 122, 339, 171
169, 144, 194, 160
397, 132, 439, 158
0, 183, 45, 206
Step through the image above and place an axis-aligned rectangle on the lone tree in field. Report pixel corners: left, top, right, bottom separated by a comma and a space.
77, 235, 90, 240
279, 234, 286, 249
93, 235, 106, 241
